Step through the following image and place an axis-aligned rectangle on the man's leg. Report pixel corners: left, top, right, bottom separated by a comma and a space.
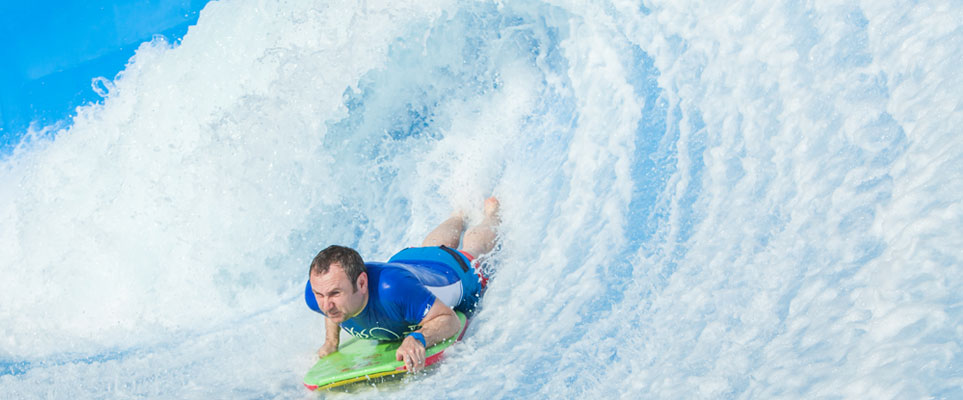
461, 197, 501, 257
421, 211, 466, 248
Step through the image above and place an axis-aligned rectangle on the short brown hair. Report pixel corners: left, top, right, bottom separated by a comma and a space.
309, 245, 366, 290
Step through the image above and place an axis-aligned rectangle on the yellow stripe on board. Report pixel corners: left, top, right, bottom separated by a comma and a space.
317, 370, 407, 390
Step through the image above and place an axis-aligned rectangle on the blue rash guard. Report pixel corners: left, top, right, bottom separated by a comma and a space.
305, 246, 484, 341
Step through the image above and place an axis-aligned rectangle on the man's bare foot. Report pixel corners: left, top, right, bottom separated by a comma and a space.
483, 197, 500, 222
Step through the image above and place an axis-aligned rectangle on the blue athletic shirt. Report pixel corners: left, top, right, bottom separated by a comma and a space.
340, 263, 437, 340
305, 261, 468, 340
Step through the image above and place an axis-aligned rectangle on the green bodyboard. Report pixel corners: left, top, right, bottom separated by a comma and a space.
304, 311, 468, 390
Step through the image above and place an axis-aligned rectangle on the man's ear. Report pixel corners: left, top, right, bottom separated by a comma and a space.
357, 272, 368, 293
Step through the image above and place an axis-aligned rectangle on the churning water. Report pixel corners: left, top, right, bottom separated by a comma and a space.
2, 0, 961, 398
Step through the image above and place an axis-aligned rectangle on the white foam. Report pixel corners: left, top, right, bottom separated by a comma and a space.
2, 0, 961, 397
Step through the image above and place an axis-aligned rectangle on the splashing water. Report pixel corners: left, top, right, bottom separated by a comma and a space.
2, 0, 961, 398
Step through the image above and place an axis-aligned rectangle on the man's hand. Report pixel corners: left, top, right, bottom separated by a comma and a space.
395, 335, 427, 372
318, 317, 341, 358
394, 298, 460, 373
317, 341, 339, 358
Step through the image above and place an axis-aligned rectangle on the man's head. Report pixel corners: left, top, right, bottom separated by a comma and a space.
308, 245, 368, 323
309, 245, 366, 288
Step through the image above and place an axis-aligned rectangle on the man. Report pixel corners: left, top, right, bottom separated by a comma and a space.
305, 197, 500, 372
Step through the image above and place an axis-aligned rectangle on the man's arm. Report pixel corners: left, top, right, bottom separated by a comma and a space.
415, 299, 460, 346
395, 298, 460, 372
317, 317, 341, 358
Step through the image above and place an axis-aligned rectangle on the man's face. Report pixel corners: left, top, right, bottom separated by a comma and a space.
309, 263, 368, 324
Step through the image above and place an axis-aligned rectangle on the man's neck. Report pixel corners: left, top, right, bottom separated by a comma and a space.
348, 293, 369, 320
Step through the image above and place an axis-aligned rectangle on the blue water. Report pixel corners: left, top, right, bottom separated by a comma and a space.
2, 1, 962, 398
0, 0, 209, 140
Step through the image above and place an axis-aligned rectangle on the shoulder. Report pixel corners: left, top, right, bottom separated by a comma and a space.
367, 262, 422, 293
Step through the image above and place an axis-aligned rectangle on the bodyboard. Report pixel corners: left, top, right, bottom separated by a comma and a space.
304, 311, 468, 390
